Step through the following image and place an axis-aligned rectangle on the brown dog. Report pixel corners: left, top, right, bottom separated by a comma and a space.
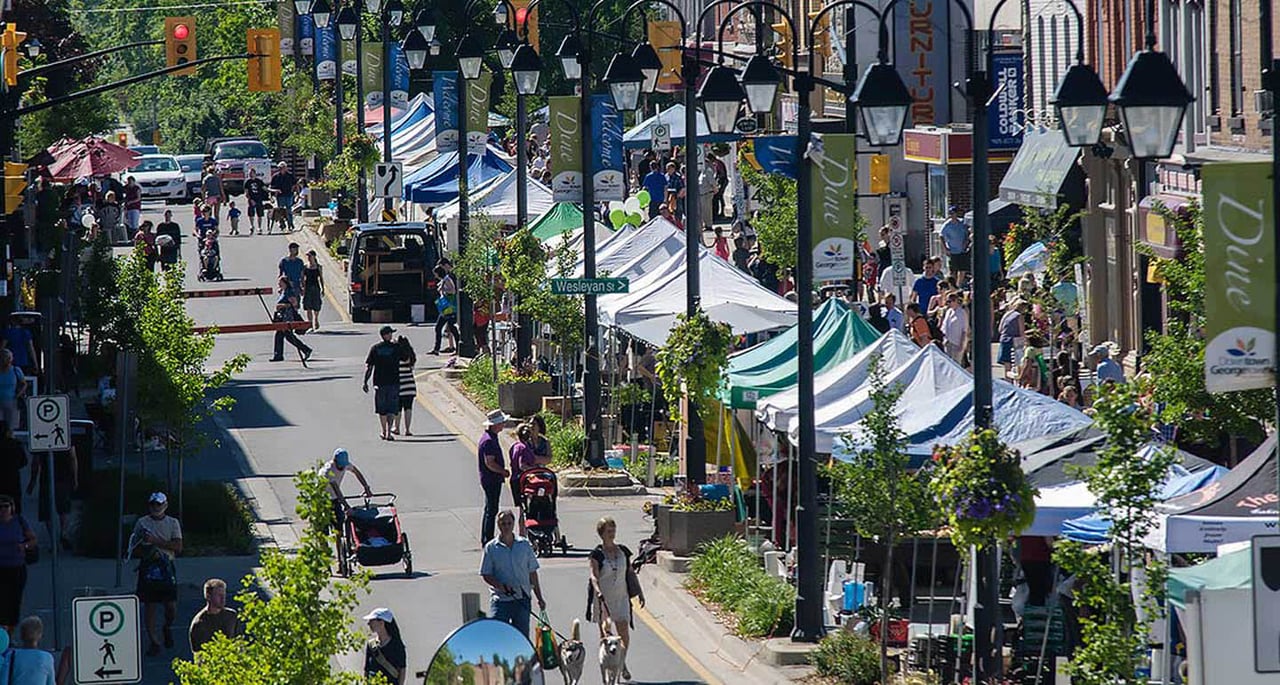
559, 618, 585, 685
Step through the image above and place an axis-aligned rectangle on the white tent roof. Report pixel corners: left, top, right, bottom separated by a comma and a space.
622, 103, 737, 148
544, 222, 619, 257
434, 170, 555, 226
599, 249, 796, 346
756, 329, 920, 432
564, 217, 686, 279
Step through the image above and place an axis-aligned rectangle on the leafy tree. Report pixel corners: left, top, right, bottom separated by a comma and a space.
172, 468, 373, 684
455, 213, 503, 309
1054, 380, 1175, 685
1002, 202, 1083, 278
738, 156, 797, 271
824, 358, 935, 682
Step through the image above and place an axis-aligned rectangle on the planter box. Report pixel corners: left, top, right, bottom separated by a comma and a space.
656, 504, 736, 556
498, 381, 552, 418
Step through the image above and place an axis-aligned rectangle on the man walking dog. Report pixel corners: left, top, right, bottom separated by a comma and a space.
363, 326, 402, 441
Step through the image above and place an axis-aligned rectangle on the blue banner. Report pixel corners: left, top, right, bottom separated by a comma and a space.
298, 14, 315, 57
390, 41, 411, 108
591, 94, 624, 201
434, 71, 459, 153
316, 22, 336, 80
752, 135, 798, 179
988, 51, 1024, 150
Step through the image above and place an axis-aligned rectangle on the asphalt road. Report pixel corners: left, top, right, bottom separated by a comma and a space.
141, 201, 707, 684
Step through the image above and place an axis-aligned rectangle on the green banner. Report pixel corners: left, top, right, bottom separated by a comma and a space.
548, 95, 582, 202
341, 39, 357, 78
1203, 161, 1275, 393
810, 133, 857, 281
362, 42, 383, 108
277, 2, 295, 55
465, 71, 492, 155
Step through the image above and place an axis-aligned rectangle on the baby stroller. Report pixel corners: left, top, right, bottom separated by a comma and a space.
519, 467, 568, 557
198, 236, 223, 281
338, 493, 413, 577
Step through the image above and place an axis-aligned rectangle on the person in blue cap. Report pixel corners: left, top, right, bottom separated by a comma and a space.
318, 448, 372, 534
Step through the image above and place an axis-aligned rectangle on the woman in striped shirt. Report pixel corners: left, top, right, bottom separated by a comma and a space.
393, 336, 417, 436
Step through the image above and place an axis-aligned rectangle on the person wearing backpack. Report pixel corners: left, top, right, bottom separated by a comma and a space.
586, 516, 644, 683
131, 492, 183, 657
0, 494, 36, 635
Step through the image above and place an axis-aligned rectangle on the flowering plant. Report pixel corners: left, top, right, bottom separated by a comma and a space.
655, 308, 733, 423
929, 429, 1036, 551
498, 360, 551, 385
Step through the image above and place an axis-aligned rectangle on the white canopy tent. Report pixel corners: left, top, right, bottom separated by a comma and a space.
561, 217, 686, 279
543, 222, 619, 257
434, 170, 555, 228
599, 249, 796, 346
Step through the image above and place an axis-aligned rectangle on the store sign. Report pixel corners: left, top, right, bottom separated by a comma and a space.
434, 71, 459, 153
810, 134, 857, 281
592, 95, 624, 201
549, 95, 583, 202
1203, 162, 1275, 393
894, 0, 948, 126
987, 51, 1023, 150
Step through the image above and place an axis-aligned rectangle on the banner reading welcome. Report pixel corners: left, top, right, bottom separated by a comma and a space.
810, 134, 857, 282
466, 72, 492, 155
592, 94, 624, 201
549, 95, 582, 202
1203, 161, 1275, 393
434, 71, 459, 153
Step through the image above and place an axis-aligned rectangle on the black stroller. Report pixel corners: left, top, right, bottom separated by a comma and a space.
198, 235, 223, 281
337, 493, 413, 577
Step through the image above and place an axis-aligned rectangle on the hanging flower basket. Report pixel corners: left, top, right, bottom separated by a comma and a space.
655, 309, 733, 423
929, 429, 1037, 552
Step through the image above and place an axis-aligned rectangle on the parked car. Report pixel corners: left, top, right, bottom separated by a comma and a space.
347, 222, 443, 323
120, 154, 188, 202
175, 153, 206, 201
204, 137, 270, 197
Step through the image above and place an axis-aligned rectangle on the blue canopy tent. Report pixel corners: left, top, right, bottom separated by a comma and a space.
623, 104, 740, 149
402, 146, 514, 206
1055, 465, 1230, 542
366, 93, 433, 137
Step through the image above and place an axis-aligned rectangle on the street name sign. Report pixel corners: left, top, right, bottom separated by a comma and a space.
373, 161, 403, 199
550, 278, 630, 295
74, 595, 141, 683
1253, 534, 1280, 672
28, 394, 70, 452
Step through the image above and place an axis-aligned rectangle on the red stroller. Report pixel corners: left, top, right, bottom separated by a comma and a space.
519, 467, 568, 557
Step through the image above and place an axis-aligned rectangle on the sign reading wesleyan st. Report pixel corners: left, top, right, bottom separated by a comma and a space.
550, 278, 630, 295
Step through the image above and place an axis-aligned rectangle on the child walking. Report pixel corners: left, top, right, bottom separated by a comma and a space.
227, 201, 242, 235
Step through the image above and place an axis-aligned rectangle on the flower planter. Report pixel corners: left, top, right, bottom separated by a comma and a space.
656, 504, 736, 556
498, 381, 552, 418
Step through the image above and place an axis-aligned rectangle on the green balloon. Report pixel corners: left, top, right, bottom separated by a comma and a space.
610, 208, 627, 228
636, 189, 651, 207
627, 212, 643, 226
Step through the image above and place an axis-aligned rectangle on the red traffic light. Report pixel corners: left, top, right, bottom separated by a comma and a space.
515, 7, 528, 26
172, 23, 189, 40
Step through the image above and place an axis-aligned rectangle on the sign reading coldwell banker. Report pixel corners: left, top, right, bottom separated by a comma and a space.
592, 95, 624, 201
1204, 162, 1275, 393
549, 95, 583, 202
810, 134, 857, 281
434, 71, 459, 153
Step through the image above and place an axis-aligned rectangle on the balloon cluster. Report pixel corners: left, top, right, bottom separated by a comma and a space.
608, 189, 653, 229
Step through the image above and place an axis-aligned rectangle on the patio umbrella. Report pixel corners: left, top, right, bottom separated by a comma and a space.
46, 136, 140, 182
1006, 241, 1049, 279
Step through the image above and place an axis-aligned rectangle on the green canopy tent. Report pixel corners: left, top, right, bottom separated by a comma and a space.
530, 202, 585, 241
720, 298, 881, 409
1166, 543, 1253, 610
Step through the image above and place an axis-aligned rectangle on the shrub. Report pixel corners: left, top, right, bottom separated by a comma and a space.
460, 355, 502, 410
624, 453, 677, 485
810, 629, 882, 685
687, 535, 793, 638
734, 574, 796, 637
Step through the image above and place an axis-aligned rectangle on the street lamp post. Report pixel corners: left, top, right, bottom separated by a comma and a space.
510, 40, 540, 365
315, 4, 347, 158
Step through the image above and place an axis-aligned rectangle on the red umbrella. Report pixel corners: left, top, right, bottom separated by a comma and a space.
47, 136, 140, 182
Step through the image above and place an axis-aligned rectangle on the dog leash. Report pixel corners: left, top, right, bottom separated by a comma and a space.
531, 610, 574, 643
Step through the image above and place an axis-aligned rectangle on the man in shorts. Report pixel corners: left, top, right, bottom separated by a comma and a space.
363, 326, 402, 441
940, 205, 971, 286
244, 169, 269, 234
318, 448, 372, 534
132, 492, 182, 656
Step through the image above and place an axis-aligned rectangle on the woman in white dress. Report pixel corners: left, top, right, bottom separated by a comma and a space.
589, 516, 644, 682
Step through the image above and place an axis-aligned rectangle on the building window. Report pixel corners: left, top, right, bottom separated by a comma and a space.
929, 166, 948, 220
1207, 0, 1220, 114
1230, 0, 1243, 115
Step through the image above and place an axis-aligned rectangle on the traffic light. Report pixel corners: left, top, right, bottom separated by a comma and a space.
1, 23, 27, 88
247, 28, 282, 92
771, 21, 792, 69
869, 154, 890, 195
164, 17, 197, 76
807, 11, 832, 59
3, 163, 26, 214
513, 0, 538, 51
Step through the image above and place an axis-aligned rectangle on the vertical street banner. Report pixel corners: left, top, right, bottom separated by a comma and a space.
362, 42, 384, 108
988, 50, 1024, 150
1203, 162, 1275, 393
751, 135, 799, 179
341, 39, 357, 77
389, 41, 411, 108
316, 22, 336, 80
434, 71, 460, 153
648, 20, 682, 92
893, 0, 949, 126
277, 1, 295, 56
297, 14, 314, 57
810, 134, 857, 281
466, 71, 492, 155
591, 94, 624, 201
549, 95, 583, 202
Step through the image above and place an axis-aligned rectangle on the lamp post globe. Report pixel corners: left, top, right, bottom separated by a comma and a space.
698, 64, 746, 134
496, 29, 519, 69
402, 30, 430, 70
492, 3, 508, 26
385, 0, 404, 25
604, 53, 644, 112
363, 0, 382, 15
337, 6, 359, 41
631, 41, 662, 94
555, 34, 582, 81
414, 9, 436, 42
293, 0, 313, 15
1052, 62, 1109, 147
511, 43, 542, 96
457, 33, 485, 80
739, 54, 780, 114
310, 0, 333, 29
23, 37, 41, 59
1109, 49, 1194, 159
851, 61, 913, 147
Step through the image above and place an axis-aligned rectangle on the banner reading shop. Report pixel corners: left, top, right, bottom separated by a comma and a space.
549, 95, 583, 202
1204, 161, 1275, 393
466, 71, 492, 155
810, 133, 857, 281
435, 71, 460, 153
592, 94, 624, 201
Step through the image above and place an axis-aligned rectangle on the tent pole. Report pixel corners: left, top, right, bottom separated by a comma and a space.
785, 442, 793, 552
925, 534, 940, 673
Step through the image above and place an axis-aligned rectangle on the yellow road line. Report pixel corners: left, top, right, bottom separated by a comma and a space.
323, 279, 352, 324
634, 605, 725, 685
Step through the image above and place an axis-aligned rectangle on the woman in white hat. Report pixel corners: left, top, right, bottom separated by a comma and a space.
363, 607, 407, 684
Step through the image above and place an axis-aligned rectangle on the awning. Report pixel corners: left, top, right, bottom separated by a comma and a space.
1137, 194, 1191, 259
998, 128, 1079, 209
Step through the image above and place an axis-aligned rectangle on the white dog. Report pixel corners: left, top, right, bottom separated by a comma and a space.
559, 618, 585, 685
598, 618, 626, 685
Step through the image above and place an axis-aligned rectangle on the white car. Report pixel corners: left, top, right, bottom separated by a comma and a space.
122, 155, 188, 202
175, 154, 206, 201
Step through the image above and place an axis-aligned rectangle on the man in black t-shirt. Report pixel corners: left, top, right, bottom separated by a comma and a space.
244, 170, 269, 235
156, 210, 183, 269
362, 326, 402, 441
269, 162, 298, 232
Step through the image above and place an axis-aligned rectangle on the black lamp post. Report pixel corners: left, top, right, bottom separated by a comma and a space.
850, 62, 912, 147
697, 63, 746, 135
22, 37, 40, 59
738, 54, 781, 116
314, 5, 346, 161
1107, 5, 1193, 160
